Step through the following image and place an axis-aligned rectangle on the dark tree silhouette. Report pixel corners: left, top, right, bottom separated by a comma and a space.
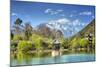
13, 18, 23, 35
14, 18, 22, 25
11, 31, 14, 39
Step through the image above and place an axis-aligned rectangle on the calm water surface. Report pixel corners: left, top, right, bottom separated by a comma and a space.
11, 50, 95, 66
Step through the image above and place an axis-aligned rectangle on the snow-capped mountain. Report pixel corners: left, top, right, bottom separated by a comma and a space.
45, 18, 88, 38
34, 18, 88, 38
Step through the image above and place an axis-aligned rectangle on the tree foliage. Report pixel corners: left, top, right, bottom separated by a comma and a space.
61, 37, 70, 49
14, 18, 22, 25
30, 34, 43, 50
71, 38, 80, 48
80, 38, 89, 47
13, 35, 22, 41
11, 18, 95, 52
24, 23, 33, 40
18, 41, 34, 52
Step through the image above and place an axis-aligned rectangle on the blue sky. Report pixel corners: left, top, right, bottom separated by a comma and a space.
11, 1, 95, 27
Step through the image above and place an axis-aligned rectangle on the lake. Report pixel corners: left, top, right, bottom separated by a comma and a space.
10, 50, 95, 66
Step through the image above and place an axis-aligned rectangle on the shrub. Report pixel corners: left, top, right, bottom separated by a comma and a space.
61, 38, 70, 49
13, 35, 22, 41
11, 42, 18, 51
71, 38, 80, 49
80, 38, 89, 48
30, 34, 53, 50
30, 34, 43, 50
18, 41, 35, 52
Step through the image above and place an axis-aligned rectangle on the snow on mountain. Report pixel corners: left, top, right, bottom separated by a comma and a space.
45, 18, 88, 38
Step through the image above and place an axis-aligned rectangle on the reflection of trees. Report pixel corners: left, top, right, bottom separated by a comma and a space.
13, 52, 51, 65
53, 56, 61, 63
17, 52, 33, 64
17, 52, 24, 64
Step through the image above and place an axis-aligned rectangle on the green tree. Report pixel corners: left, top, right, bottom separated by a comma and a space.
71, 38, 80, 49
80, 38, 89, 48
15, 18, 22, 25
61, 38, 69, 49
18, 41, 34, 52
13, 35, 22, 41
30, 34, 43, 50
41, 38, 52, 49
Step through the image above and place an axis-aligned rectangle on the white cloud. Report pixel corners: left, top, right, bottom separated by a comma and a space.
11, 13, 17, 16
79, 11, 92, 16
45, 9, 52, 13
57, 18, 70, 24
44, 9, 63, 15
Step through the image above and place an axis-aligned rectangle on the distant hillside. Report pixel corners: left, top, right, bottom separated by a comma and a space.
71, 19, 95, 39
33, 24, 63, 39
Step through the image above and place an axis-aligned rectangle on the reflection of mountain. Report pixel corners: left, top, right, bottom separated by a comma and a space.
71, 19, 95, 39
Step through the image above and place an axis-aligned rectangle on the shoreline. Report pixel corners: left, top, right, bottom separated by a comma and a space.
11, 48, 95, 54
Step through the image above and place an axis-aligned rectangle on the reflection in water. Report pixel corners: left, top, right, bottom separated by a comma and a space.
52, 50, 61, 57
53, 55, 61, 63
11, 50, 95, 66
